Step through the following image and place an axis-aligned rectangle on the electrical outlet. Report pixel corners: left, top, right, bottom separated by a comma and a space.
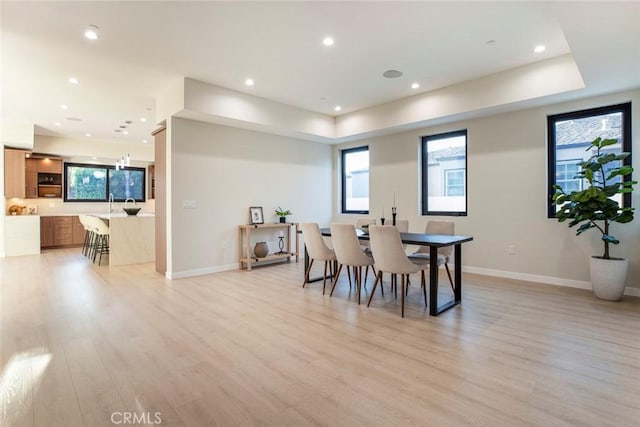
182, 200, 197, 209
507, 245, 517, 255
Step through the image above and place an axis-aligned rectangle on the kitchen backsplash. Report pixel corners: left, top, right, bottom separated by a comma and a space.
6, 198, 155, 216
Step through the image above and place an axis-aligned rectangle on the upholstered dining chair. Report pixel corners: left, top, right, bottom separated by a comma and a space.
384, 219, 409, 296
409, 220, 455, 291
329, 223, 376, 304
300, 222, 336, 295
367, 225, 427, 317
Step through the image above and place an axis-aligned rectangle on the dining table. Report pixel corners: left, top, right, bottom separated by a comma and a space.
317, 227, 474, 316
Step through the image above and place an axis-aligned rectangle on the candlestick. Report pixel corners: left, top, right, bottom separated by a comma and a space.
393, 191, 396, 207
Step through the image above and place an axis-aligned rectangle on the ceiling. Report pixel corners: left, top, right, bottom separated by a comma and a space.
1, 1, 639, 145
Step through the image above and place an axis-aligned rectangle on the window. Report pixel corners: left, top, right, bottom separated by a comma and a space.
547, 103, 631, 217
421, 130, 467, 216
556, 160, 583, 193
445, 169, 465, 196
341, 146, 369, 213
64, 163, 146, 202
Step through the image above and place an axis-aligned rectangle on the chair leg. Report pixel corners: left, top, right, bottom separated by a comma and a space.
357, 266, 362, 305
401, 274, 406, 318
422, 270, 427, 307
364, 265, 369, 284
367, 271, 382, 307
330, 264, 344, 296
347, 266, 352, 289
393, 274, 398, 299
302, 259, 314, 287
322, 260, 328, 295
445, 263, 455, 292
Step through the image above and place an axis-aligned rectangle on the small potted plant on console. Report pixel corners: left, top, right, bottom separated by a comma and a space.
275, 206, 292, 223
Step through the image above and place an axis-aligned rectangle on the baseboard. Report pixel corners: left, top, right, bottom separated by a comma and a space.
166, 263, 240, 280
464, 265, 640, 297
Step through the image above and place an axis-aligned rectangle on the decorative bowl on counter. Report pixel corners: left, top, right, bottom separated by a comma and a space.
123, 207, 141, 216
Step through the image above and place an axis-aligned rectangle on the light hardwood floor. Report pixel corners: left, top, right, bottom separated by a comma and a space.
1, 249, 639, 426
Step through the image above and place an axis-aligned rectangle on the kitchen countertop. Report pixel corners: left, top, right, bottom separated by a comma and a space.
5, 212, 155, 217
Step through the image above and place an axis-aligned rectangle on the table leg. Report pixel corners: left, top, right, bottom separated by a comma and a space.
430, 244, 462, 316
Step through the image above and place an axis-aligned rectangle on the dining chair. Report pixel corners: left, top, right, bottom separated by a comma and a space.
409, 220, 455, 291
300, 222, 336, 295
355, 218, 377, 284
383, 219, 409, 296
329, 223, 376, 304
367, 225, 427, 317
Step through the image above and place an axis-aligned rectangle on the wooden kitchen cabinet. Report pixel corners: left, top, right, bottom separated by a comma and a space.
40, 217, 54, 248
72, 216, 86, 245
25, 171, 38, 198
53, 216, 73, 246
38, 158, 62, 173
4, 148, 26, 198
41, 216, 82, 248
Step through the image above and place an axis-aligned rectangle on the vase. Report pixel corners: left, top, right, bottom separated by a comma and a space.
589, 256, 628, 301
254, 241, 269, 258
279, 217, 286, 223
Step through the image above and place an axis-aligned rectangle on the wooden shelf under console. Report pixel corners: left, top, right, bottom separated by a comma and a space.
238, 222, 299, 271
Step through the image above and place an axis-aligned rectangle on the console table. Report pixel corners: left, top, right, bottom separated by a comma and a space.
238, 223, 299, 271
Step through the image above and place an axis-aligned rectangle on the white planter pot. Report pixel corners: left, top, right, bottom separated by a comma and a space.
589, 257, 628, 301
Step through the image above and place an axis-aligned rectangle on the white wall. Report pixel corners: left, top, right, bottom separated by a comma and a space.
33, 135, 154, 163
168, 117, 333, 277
334, 89, 640, 291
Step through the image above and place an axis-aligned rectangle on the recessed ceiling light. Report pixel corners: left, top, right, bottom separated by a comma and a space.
485, 40, 496, 46
334, 105, 342, 112
143, 139, 149, 144
123, 131, 129, 135
411, 83, 420, 89
323, 37, 334, 46
534, 45, 546, 53
85, 133, 92, 137
140, 117, 147, 123
68, 77, 79, 84
54, 122, 61, 127
124, 120, 133, 125
383, 69, 403, 79
245, 78, 254, 86
91, 157, 97, 160
60, 104, 68, 110
84, 25, 100, 40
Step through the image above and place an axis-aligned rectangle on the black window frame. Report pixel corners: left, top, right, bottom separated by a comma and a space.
341, 145, 369, 214
547, 102, 632, 218
421, 129, 468, 216
64, 162, 146, 203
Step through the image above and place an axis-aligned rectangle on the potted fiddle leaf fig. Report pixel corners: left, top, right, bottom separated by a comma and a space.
553, 136, 636, 301
275, 206, 292, 223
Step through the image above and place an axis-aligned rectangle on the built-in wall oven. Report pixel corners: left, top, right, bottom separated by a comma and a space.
37, 172, 62, 197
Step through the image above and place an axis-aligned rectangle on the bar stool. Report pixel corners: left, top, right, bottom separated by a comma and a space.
86, 216, 110, 265
78, 215, 94, 258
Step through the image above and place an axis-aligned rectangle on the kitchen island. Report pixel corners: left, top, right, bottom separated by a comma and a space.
94, 213, 155, 266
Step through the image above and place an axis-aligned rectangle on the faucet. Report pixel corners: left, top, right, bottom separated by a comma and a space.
108, 193, 115, 213
124, 198, 136, 208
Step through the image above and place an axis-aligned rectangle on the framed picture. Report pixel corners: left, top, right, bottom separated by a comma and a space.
249, 206, 264, 224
